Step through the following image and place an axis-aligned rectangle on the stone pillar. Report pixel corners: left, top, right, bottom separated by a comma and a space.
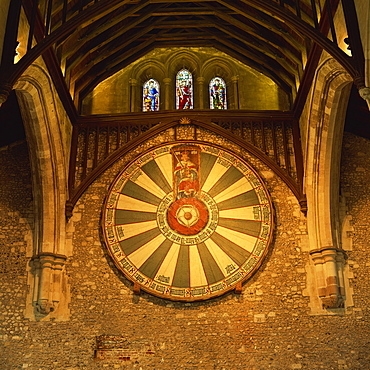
197, 77, 205, 109
129, 78, 137, 112
163, 78, 171, 110
30, 253, 67, 316
231, 76, 239, 109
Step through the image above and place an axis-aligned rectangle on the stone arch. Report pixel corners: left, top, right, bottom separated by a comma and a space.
166, 50, 200, 76
167, 51, 200, 109
303, 56, 352, 311
129, 59, 166, 111
13, 63, 71, 319
202, 58, 236, 109
201, 57, 235, 80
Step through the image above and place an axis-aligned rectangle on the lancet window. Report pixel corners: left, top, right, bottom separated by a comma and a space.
176, 69, 193, 109
143, 79, 160, 112
209, 77, 227, 109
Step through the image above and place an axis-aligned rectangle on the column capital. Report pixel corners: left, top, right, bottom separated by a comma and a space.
359, 87, 370, 110
0, 81, 13, 106
31, 252, 67, 269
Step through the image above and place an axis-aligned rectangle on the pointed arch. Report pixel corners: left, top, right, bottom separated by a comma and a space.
302, 57, 353, 312
13, 63, 72, 320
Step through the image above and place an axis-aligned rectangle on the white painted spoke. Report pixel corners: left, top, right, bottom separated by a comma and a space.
133, 170, 167, 199
201, 159, 229, 192
213, 176, 253, 202
128, 234, 167, 268
216, 225, 256, 253
204, 239, 234, 277
154, 243, 180, 286
116, 194, 158, 213
189, 245, 208, 287
117, 220, 157, 240
155, 153, 173, 189
219, 205, 261, 221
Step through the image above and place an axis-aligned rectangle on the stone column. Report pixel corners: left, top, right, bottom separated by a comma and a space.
129, 78, 138, 112
231, 75, 239, 109
163, 78, 171, 110
197, 77, 205, 109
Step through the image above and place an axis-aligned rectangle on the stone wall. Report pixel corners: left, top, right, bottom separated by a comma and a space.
0, 132, 370, 369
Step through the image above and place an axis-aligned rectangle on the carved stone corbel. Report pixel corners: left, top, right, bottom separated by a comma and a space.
30, 253, 67, 315
359, 87, 370, 110
310, 247, 346, 309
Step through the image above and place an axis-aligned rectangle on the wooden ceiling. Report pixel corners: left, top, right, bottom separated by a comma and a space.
3, 0, 363, 118
54, 1, 309, 107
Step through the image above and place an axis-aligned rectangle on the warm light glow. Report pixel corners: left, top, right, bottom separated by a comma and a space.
14, 42, 21, 63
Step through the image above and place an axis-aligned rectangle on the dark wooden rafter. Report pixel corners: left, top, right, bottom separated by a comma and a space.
73, 28, 297, 107
67, 15, 168, 87
21, 0, 78, 121
200, 28, 296, 86
247, 0, 360, 80
292, 0, 351, 117
66, 2, 306, 102
215, 0, 306, 52
61, 1, 161, 62
74, 30, 168, 109
67, 15, 159, 71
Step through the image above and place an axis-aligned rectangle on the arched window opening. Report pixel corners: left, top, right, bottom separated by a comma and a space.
209, 77, 227, 109
176, 69, 193, 109
143, 79, 160, 112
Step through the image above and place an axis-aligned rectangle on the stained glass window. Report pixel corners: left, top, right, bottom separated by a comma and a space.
143, 79, 160, 112
209, 77, 227, 109
176, 69, 193, 109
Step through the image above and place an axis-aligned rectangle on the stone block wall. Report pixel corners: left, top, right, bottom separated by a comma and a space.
0, 132, 369, 369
